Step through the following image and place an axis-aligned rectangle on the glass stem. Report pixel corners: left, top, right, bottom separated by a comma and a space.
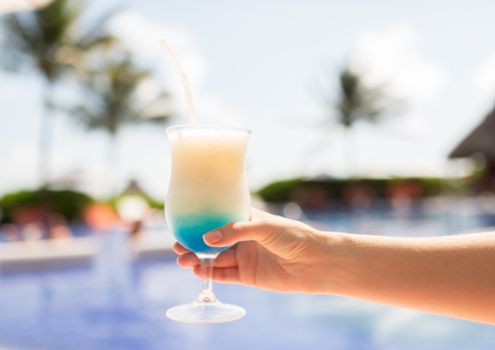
197, 257, 216, 303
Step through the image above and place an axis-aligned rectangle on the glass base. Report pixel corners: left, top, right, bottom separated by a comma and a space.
166, 301, 246, 324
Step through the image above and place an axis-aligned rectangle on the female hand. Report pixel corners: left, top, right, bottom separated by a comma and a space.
173, 208, 336, 293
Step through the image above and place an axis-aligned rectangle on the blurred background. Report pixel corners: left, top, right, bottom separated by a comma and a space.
1, 0, 495, 349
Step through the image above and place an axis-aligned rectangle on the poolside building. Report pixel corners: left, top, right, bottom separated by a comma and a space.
449, 105, 495, 192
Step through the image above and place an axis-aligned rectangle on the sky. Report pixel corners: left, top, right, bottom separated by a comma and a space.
1, 0, 495, 199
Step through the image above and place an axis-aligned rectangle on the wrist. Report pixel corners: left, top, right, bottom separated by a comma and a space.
313, 229, 358, 296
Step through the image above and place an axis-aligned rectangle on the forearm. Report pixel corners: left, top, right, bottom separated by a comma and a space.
321, 231, 495, 324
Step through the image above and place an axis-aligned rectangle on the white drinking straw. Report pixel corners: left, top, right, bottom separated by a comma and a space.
160, 38, 197, 124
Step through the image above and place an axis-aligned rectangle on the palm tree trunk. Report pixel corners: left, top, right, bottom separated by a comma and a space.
107, 133, 119, 196
40, 81, 54, 187
39, 80, 54, 239
346, 127, 358, 178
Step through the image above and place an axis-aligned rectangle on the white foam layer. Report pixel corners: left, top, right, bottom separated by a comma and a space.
166, 126, 251, 215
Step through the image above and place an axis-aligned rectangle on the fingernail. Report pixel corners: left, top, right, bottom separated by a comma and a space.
203, 230, 223, 244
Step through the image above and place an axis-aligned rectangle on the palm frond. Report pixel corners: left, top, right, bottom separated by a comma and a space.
34, 0, 81, 45
75, 4, 123, 51
75, 34, 116, 52
0, 0, 121, 82
332, 62, 403, 128
67, 50, 174, 135
141, 114, 172, 123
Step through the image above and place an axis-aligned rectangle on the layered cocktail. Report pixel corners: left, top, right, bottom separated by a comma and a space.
165, 124, 250, 323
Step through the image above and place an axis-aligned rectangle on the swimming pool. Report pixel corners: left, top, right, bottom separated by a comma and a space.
1, 208, 494, 350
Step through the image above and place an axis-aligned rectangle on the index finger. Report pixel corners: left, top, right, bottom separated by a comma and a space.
172, 241, 190, 255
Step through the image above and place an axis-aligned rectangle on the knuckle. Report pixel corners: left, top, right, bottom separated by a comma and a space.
231, 222, 243, 233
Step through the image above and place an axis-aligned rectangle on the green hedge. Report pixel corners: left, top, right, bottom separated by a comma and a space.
0, 189, 94, 224
256, 177, 470, 203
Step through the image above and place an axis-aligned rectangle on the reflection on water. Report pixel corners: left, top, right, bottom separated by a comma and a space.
1, 205, 495, 350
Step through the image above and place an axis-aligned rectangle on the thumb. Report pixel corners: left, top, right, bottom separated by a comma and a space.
203, 220, 277, 247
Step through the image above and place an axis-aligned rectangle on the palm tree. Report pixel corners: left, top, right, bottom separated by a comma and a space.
0, 0, 116, 187
331, 62, 401, 176
70, 51, 173, 195
0, 0, 117, 238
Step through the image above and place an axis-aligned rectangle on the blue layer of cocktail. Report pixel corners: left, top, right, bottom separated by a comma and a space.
168, 213, 241, 254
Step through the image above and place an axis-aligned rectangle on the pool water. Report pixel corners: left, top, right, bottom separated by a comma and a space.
1, 209, 495, 350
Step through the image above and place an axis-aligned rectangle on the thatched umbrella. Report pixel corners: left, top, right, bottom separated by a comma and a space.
449, 106, 495, 191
